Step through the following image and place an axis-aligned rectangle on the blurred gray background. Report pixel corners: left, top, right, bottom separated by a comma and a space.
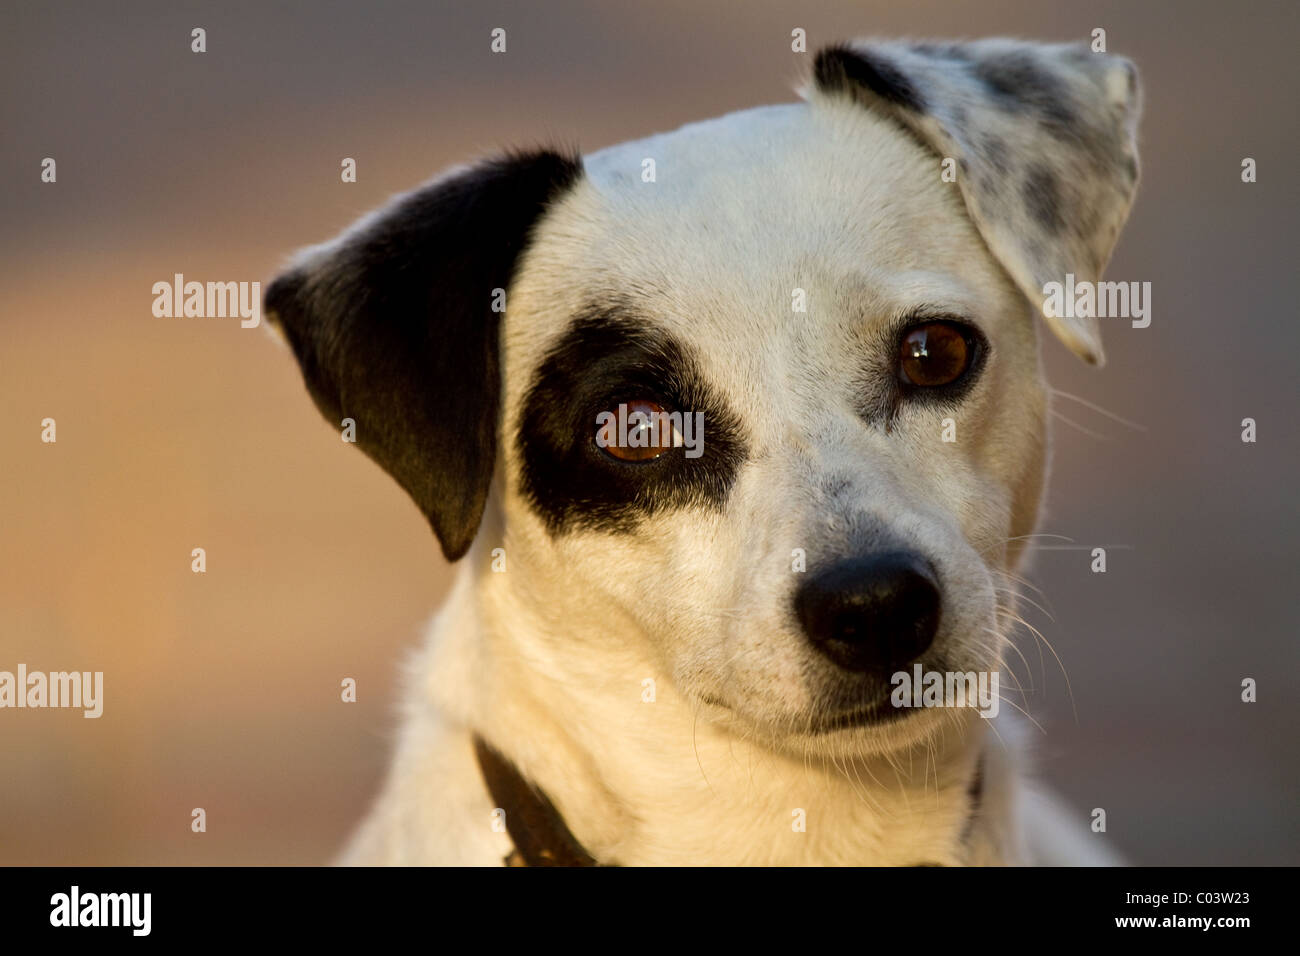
1, 0, 1296, 864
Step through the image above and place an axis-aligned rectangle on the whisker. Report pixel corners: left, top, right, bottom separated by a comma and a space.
991, 585, 1056, 623
1050, 408, 1112, 442
1049, 386, 1147, 432
997, 607, 1077, 722
992, 566, 1052, 605
984, 714, 1008, 752
994, 693, 1046, 734
987, 627, 1037, 695
1002, 533, 1076, 545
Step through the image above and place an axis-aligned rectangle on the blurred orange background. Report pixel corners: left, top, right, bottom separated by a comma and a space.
1, 0, 1296, 864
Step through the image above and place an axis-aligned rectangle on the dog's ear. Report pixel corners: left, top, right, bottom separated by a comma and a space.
265, 150, 582, 561
813, 39, 1141, 365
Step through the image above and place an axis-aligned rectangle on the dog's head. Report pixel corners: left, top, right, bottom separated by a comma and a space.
267, 39, 1140, 755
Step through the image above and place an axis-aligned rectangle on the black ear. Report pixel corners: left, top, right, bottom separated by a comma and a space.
265, 150, 582, 561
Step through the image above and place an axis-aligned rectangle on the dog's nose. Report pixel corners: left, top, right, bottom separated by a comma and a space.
794, 553, 941, 673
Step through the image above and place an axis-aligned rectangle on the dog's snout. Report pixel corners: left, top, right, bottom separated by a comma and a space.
794, 553, 941, 674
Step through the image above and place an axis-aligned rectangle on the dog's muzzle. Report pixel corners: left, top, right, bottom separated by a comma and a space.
793, 552, 941, 674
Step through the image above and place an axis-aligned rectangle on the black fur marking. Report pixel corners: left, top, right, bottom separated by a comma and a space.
1022, 164, 1065, 233
975, 171, 1001, 200
974, 53, 1076, 131
968, 752, 985, 805
517, 310, 748, 537
814, 45, 928, 114
910, 42, 972, 63
266, 150, 582, 561
977, 134, 1010, 177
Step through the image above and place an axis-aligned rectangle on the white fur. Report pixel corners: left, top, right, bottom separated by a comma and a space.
338, 83, 1126, 865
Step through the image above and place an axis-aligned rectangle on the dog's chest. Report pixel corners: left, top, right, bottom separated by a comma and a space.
526, 746, 995, 867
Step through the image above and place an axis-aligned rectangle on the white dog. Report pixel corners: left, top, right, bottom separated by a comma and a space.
267, 37, 1141, 865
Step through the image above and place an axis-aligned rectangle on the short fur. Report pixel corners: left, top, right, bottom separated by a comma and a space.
266, 37, 1141, 866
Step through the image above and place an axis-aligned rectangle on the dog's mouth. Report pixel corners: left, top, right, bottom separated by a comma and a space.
700, 689, 923, 738
802, 697, 916, 734
694, 647, 996, 744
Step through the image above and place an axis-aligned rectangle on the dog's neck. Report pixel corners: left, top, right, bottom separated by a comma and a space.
424, 554, 1008, 866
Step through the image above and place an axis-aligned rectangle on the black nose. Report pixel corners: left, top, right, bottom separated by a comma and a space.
794, 553, 941, 674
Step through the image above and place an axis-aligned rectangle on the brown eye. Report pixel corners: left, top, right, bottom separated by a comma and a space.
596, 399, 677, 462
898, 322, 973, 387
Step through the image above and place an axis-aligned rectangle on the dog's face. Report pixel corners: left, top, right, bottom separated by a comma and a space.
267, 40, 1140, 757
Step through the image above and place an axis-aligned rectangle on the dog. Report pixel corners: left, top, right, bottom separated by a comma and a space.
265, 37, 1141, 865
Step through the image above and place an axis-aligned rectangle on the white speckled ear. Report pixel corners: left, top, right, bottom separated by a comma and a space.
814, 38, 1142, 366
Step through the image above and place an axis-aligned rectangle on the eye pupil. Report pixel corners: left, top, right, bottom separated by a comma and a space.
597, 399, 675, 462
899, 322, 972, 387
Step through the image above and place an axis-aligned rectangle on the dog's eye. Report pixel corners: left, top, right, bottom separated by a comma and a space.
595, 399, 678, 462
898, 322, 973, 388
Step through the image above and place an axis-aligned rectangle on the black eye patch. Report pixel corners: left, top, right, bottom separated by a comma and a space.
516, 309, 747, 536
